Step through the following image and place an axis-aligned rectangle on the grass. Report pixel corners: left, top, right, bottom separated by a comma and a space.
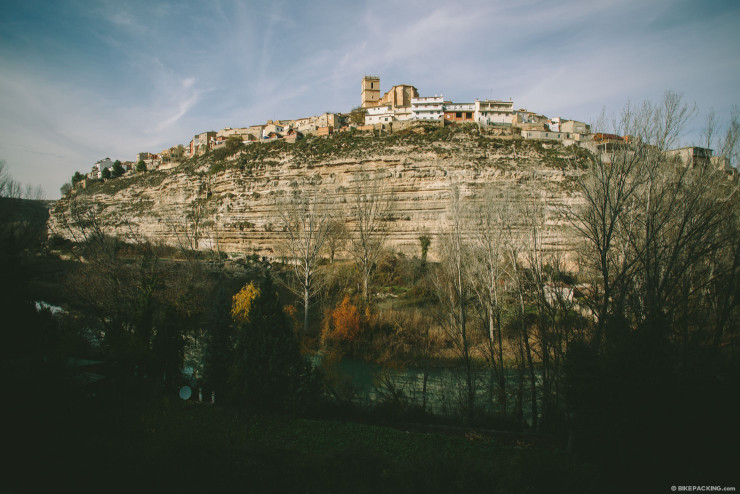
73, 126, 593, 201
5, 397, 600, 493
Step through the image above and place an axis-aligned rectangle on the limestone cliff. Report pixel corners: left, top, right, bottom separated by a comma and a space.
49, 127, 589, 261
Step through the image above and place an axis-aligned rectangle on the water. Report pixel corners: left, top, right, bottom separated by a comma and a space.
327, 357, 537, 422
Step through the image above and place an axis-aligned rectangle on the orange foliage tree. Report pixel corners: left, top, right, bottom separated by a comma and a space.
322, 295, 373, 347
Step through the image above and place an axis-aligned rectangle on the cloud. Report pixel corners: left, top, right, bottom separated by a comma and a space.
1, 0, 738, 198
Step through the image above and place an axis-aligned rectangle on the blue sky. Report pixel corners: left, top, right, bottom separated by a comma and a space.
1, 0, 739, 198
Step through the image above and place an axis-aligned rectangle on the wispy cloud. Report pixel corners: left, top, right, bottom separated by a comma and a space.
1, 0, 738, 197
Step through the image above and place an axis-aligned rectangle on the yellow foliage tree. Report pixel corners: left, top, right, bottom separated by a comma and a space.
231, 282, 260, 323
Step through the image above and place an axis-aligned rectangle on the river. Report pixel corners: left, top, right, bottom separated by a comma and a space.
327, 357, 538, 423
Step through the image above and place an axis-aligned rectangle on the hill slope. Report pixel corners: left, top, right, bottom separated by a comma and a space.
49, 127, 589, 260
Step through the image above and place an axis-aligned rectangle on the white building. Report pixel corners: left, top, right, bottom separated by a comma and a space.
365, 105, 394, 125
475, 100, 514, 127
520, 129, 587, 145
412, 96, 444, 120
262, 124, 285, 139
92, 158, 113, 179
393, 106, 414, 121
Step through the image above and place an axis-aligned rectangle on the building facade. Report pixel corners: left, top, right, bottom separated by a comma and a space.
475, 100, 514, 126
412, 96, 444, 120
444, 103, 476, 123
365, 105, 394, 125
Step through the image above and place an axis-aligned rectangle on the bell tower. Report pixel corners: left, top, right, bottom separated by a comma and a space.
361, 76, 380, 108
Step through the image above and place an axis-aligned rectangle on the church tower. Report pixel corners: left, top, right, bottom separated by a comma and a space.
361, 76, 380, 108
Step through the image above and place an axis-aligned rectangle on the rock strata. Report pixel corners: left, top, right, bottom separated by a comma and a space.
49, 131, 588, 262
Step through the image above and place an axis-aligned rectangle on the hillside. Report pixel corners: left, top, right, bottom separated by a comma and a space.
49, 126, 590, 260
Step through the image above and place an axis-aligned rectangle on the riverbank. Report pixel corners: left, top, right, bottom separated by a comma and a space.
4, 397, 600, 493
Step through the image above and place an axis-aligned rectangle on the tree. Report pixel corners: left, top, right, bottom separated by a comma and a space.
434, 185, 475, 418
323, 295, 363, 343
231, 282, 260, 323
348, 171, 394, 302
225, 135, 242, 151
101, 167, 111, 180
0, 160, 21, 199
232, 273, 308, 412
325, 220, 349, 264
568, 91, 731, 339
350, 106, 366, 126
60, 183, 72, 196
418, 235, 431, 264
72, 171, 85, 185
136, 160, 147, 173
564, 91, 740, 478
203, 284, 235, 404
0, 161, 44, 200
111, 160, 124, 178
276, 185, 333, 332
467, 187, 514, 415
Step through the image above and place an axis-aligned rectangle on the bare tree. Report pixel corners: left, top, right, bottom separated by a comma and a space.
167, 198, 208, 257
703, 106, 739, 168
348, 171, 394, 302
0, 160, 22, 199
324, 219, 349, 264
504, 184, 544, 431
434, 184, 475, 417
467, 186, 514, 414
276, 185, 333, 332
571, 91, 737, 346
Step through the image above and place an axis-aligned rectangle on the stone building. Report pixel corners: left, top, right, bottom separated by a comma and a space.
361, 76, 380, 108
361, 76, 418, 111
665, 147, 713, 168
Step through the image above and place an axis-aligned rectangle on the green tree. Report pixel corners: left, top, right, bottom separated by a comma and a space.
101, 167, 111, 180
136, 160, 147, 173
225, 135, 242, 151
111, 160, 124, 178
232, 273, 309, 412
350, 107, 366, 126
419, 235, 431, 263
71, 171, 84, 185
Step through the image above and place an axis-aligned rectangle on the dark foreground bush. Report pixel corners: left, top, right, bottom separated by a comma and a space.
4, 397, 602, 494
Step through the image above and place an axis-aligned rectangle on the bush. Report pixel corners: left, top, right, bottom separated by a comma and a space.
321, 295, 374, 356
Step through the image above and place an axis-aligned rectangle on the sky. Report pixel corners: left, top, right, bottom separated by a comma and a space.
1, 0, 739, 198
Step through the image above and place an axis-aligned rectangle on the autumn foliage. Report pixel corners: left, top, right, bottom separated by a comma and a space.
322, 295, 373, 347
231, 282, 260, 323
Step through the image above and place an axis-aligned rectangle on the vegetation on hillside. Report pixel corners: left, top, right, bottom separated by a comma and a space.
5, 94, 740, 490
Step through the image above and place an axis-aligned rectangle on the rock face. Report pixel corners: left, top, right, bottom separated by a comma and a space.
49, 129, 588, 262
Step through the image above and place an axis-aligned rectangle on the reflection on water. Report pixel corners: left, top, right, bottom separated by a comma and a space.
327, 357, 538, 423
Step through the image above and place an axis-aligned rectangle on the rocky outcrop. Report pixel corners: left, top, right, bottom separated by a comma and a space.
49, 129, 588, 261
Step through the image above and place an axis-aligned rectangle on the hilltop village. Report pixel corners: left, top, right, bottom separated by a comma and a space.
76, 76, 735, 183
